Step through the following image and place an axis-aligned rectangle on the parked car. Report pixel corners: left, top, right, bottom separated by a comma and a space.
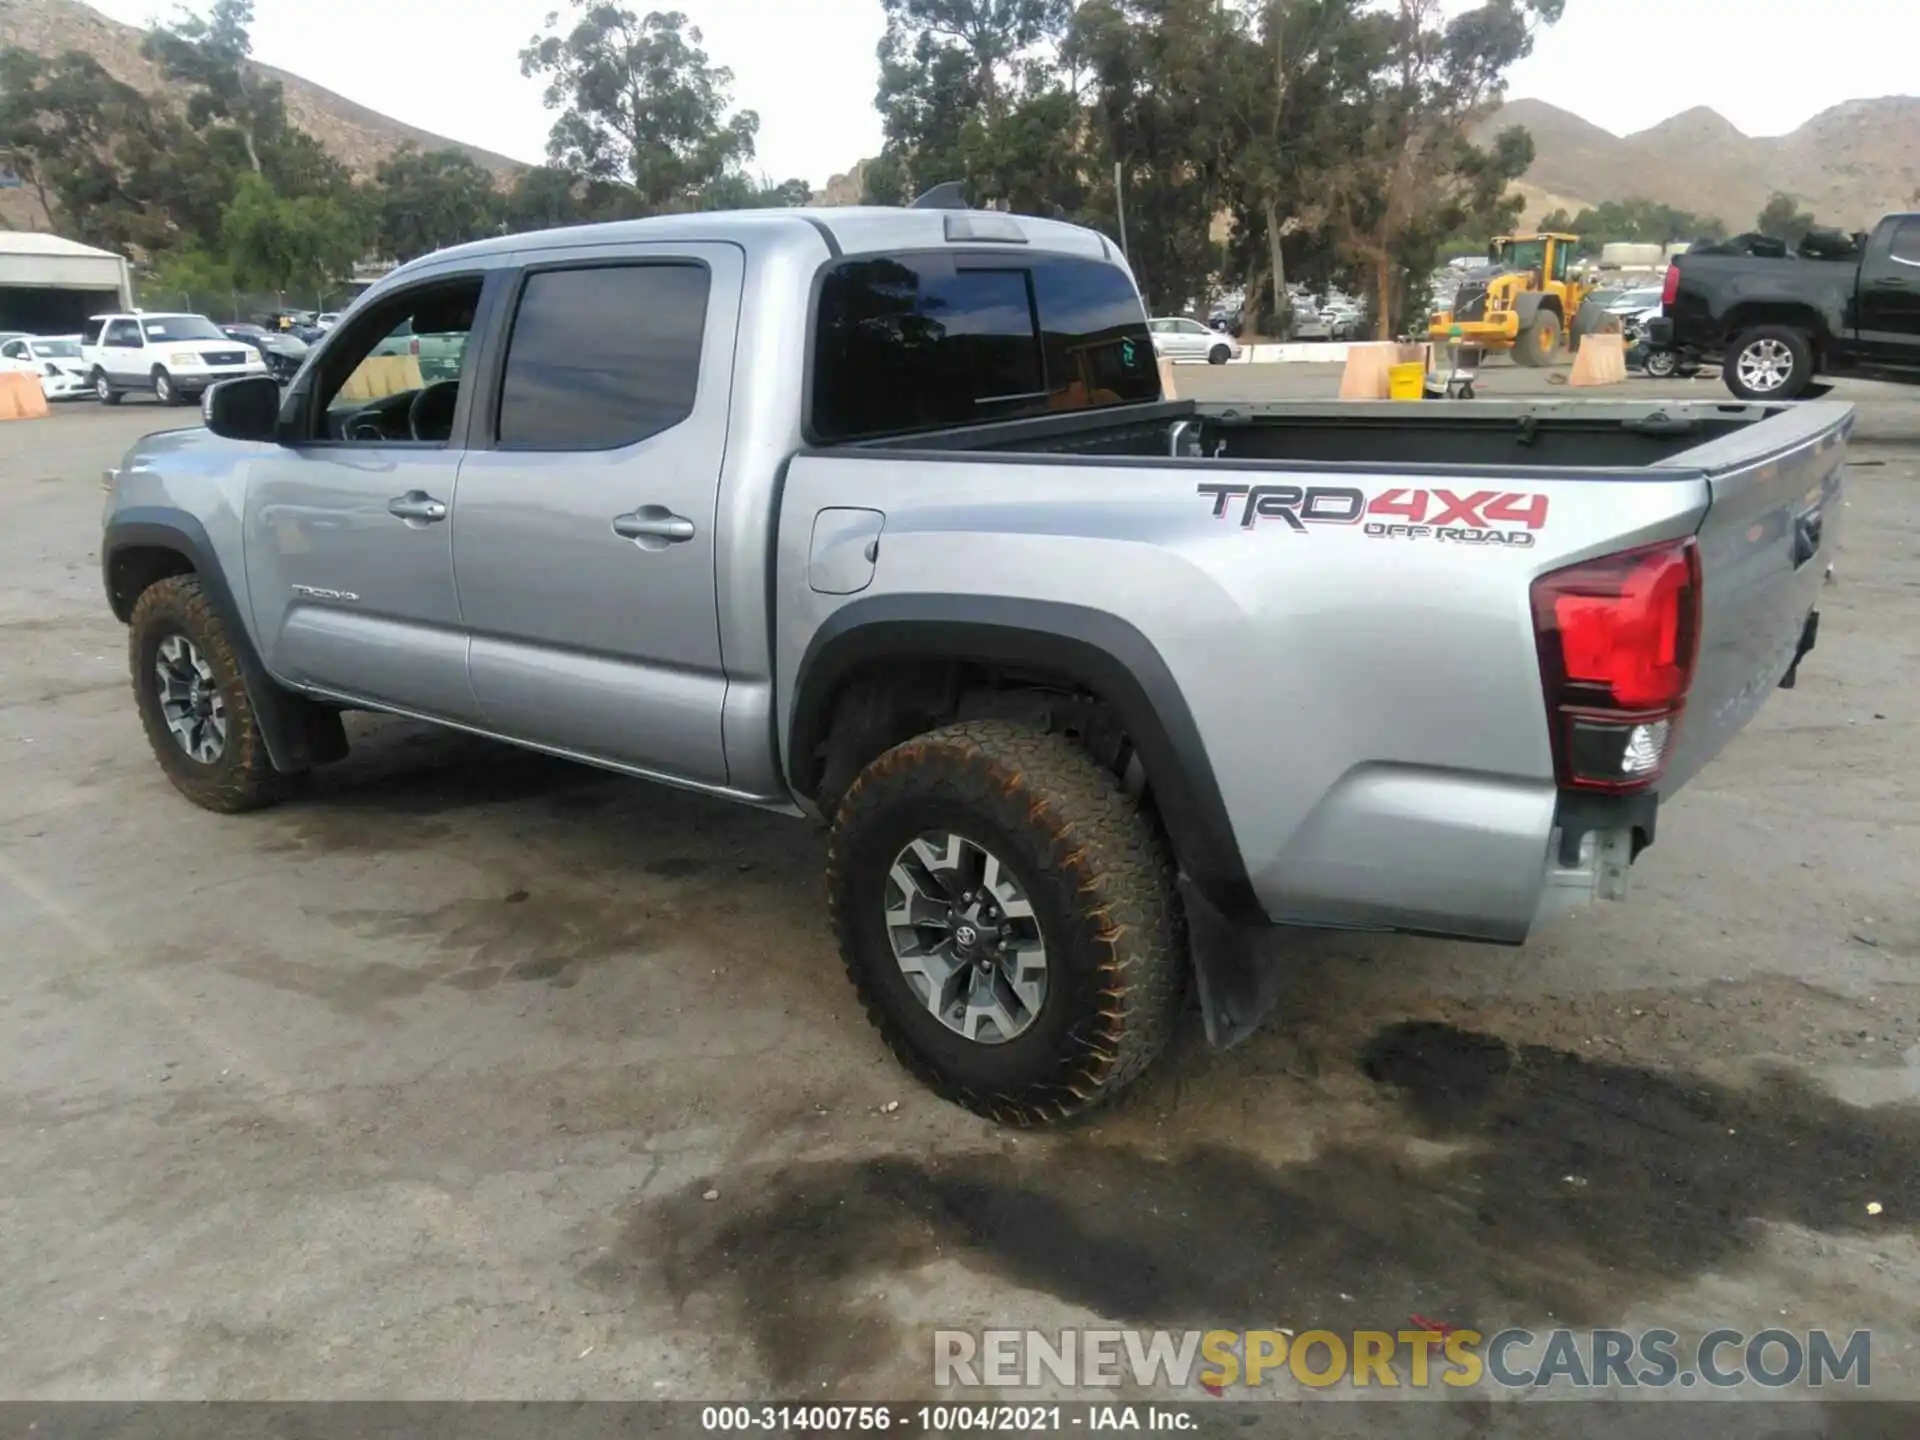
315, 312, 341, 331
100, 204, 1841, 1123
221, 323, 309, 383
1652, 210, 1920, 399
0, 333, 89, 400
78, 312, 269, 405
1148, 316, 1238, 364
1604, 286, 1664, 315
370, 317, 468, 383
1289, 306, 1333, 341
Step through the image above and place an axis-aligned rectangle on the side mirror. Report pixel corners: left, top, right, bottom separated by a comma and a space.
202, 375, 283, 442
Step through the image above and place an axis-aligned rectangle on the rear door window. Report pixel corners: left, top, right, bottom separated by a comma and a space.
810, 250, 1158, 442
495, 263, 710, 451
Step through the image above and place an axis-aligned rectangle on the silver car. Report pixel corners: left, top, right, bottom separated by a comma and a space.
1148, 316, 1238, 364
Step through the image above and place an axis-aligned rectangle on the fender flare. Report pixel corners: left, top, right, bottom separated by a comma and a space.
788, 595, 1263, 923
102, 509, 341, 774
1513, 292, 1550, 329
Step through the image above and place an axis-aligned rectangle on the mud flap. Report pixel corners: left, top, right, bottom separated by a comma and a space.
1181, 875, 1286, 1049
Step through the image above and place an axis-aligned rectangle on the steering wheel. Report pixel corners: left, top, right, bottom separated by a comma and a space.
407, 380, 462, 442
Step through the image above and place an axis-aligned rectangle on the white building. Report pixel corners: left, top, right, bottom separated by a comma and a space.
0, 232, 135, 335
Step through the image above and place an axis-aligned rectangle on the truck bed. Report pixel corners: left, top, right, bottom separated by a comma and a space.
782, 396, 1849, 943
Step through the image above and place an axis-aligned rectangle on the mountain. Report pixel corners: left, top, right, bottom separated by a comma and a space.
1482, 96, 1920, 232
0, 0, 525, 228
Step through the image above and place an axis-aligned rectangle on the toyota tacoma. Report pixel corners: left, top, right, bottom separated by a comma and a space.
101, 202, 1846, 1123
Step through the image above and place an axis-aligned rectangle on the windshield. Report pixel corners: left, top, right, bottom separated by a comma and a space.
142, 315, 225, 342
1496, 239, 1548, 274
34, 340, 82, 358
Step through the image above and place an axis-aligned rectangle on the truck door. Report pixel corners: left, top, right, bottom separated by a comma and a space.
450, 242, 741, 786
1856, 216, 1920, 366
241, 269, 499, 721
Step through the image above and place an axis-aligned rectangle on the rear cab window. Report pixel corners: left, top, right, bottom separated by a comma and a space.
810, 249, 1159, 443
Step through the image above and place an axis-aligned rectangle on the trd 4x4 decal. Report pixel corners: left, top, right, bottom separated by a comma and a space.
1198, 482, 1551, 546
1362, 487, 1550, 547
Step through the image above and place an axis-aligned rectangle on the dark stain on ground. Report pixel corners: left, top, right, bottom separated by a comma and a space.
625, 1022, 1920, 1389
645, 856, 709, 879
220, 891, 654, 1011
259, 724, 616, 854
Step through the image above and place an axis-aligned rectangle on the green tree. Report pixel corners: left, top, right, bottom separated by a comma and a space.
869, 0, 1076, 207
0, 47, 208, 252
1070, 0, 1234, 312
221, 171, 363, 301
1324, 0, 1563, 338
520, 4, 759, 213
503, 164, 584, 232
373, 146, 502, 261
1756, 192, 1815, 246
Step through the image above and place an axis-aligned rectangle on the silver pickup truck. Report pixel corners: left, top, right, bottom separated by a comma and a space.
101, 204, 1845, 1123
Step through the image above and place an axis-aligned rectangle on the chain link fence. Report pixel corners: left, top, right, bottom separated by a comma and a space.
132, 285, 365, 323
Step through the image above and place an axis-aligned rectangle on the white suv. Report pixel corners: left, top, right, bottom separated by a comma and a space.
79, 312, 269, 406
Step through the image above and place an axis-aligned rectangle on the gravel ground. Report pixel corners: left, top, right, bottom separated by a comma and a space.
2, 376, 1918, 1428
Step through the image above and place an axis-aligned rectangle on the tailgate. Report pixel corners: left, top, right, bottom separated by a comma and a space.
1662, 401, 1850, 792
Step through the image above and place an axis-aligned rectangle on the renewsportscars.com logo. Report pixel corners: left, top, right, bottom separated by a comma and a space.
933, 1327, 1872, 1393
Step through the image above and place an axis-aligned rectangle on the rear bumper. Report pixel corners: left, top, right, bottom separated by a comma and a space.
1646, 317, 1676, 347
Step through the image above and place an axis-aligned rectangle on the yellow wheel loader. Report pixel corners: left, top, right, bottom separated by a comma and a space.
1428, 233, 1611, 366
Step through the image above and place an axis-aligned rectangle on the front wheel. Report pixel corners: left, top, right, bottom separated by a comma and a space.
1512, 312, 1561, 367
827, 720, 1185, 1125
152, 368, 187, 406
94, 371, 121, 406
129, 575, 286, 813
1724, 325, 1813, 400
1207, 344, 1231, 365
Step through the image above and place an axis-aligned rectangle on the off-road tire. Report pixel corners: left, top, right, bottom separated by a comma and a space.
1723, 324, 1813, 401
94, 370, 121, 406
129, 575, 285, 813
1208, 344, 1231, 365
1512, 312, 1561, 366
827, 720, 1185, 1125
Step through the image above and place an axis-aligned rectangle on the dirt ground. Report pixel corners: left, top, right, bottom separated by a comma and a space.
3, 371, 1919, 1425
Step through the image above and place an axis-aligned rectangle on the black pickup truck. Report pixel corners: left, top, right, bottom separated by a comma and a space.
1652, 211, 1920, 400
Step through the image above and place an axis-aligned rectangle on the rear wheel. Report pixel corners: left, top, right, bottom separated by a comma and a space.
1207, 344, 1231, 365
827, 720, 1185, 1125
1512, 311, 1562, 367
1724, 325, 1812, 400
1643, 348, 1679, 379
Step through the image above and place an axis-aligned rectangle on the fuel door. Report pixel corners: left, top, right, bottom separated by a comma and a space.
808, 507, 886, 595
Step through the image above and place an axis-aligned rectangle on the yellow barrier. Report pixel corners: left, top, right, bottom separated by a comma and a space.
337, 353, 424, 402
0, 371, 50, 421
1569, 332, 1626, 388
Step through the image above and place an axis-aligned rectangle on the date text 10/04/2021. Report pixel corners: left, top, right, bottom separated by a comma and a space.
699, 1406, 1194, 1432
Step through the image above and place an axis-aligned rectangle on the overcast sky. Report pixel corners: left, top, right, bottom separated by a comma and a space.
79, 0, 1916, 190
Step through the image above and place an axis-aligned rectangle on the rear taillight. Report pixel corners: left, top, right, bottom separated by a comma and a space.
1660, 263, 1680, 306
1531, 538, 1701, 793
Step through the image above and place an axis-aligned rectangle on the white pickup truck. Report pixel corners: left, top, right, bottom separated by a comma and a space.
100, 201, 1844, 1122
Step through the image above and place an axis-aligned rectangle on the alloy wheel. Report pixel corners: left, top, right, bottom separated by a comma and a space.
1736, 339, 1795, 394
884, 831, 1048, 1044
154, 634, 228, 764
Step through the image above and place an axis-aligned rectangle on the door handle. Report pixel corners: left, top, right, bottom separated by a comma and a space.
388, 491, 448, 523
611, 507, 696, 545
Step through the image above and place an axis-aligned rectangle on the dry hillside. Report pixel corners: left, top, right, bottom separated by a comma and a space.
1483, 96, 1920, 232
0, 0, 524, 228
